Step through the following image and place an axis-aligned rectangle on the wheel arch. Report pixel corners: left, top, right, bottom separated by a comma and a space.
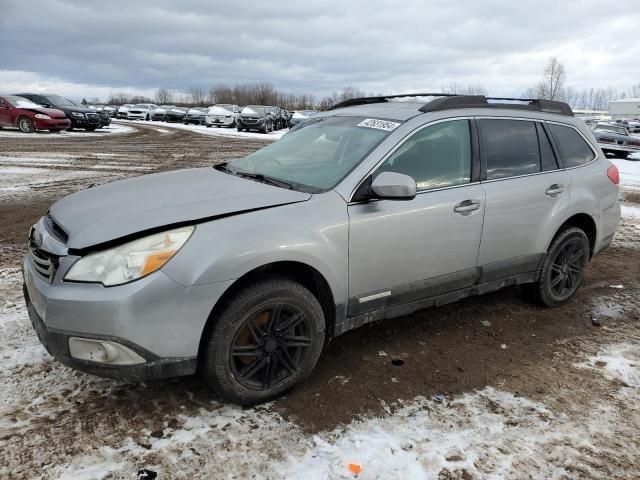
197, 260, 337, 363
552, 213, 597, 257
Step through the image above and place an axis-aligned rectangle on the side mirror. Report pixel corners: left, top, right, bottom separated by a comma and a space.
371, 172, 417, 200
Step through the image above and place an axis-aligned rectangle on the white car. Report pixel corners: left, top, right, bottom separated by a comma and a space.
127, 104, 157, 120
116, 104, 135, 119
205, 104, 241, 128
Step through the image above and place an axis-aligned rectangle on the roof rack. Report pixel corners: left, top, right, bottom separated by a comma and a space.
329, 93, 574, 116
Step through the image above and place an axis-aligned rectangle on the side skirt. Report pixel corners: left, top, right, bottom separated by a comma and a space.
334, 271, 539, 336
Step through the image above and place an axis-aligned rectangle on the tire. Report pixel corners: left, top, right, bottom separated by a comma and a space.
524, 227, 590, 307
206, 124, 211, 128
199, 277, 325, 405
49, 129, 62, 133
17, 116, 35, 133
85, 127, 97, 132
230, 119, 236, 128
237, 127, 243, 132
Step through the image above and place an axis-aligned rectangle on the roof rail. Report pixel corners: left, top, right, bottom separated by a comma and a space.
328, 93, 458, 110
329, 93, 574, 116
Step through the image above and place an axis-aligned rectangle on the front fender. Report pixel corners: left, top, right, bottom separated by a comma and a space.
162, 191, 349, 305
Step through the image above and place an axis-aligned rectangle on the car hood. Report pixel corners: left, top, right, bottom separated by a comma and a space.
50, 167, 311, 250
18, 106, 66, 117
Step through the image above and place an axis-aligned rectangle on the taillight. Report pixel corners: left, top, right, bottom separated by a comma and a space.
607, 165, 619, 185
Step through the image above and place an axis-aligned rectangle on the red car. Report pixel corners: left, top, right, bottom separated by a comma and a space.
0, 95, 71, 133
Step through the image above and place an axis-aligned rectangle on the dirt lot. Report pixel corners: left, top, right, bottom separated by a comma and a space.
1, 122, 640, 479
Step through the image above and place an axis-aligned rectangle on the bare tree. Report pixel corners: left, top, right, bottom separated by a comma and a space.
534, 57, 566, 100
441, 83, 486, 95
186, 86, 206, 106
155, 88, 173, 104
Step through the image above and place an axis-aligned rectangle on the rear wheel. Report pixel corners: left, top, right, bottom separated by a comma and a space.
17, 116, 35, 133
524, 227, 589, 307
199, 278, 325, 405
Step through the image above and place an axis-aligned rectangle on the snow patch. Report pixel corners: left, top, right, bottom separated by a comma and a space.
577, 344, 640, 387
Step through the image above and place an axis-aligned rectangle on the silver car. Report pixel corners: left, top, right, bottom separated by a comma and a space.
23, 94, 621, 405
592, 122, 640, 159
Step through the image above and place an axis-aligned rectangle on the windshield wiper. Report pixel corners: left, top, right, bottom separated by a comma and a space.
234, 171, 294, 190
214, 163, 294, 190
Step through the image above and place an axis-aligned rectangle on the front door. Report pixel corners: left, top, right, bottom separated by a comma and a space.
348, 119, 485, 316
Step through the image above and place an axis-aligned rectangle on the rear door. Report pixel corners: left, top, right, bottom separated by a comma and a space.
348, 118, 485, 316
476, 118, 570, 281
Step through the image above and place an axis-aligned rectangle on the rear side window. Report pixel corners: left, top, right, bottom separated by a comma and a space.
479, 119, 540, 180
547, 124, 595, 167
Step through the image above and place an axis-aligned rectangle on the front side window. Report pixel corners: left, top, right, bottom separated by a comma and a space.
376, 120, 472, 191
228, 116, 394, 192
480, 119, 540, 180
548, 123, 595, 168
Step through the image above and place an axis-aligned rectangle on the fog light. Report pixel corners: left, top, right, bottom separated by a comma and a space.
68, 337, 146, 365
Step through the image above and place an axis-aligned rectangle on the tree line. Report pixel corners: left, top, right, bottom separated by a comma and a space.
102, 62, 638, 112
523, 57, 640, 111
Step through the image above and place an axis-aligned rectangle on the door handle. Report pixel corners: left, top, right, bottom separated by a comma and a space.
545, 184, 564, 197
454, 199, 481, 214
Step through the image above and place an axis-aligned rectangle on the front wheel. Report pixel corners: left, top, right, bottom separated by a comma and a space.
199, 278, 325, 405
524, 227, 589, 307
17, 116, 35, 133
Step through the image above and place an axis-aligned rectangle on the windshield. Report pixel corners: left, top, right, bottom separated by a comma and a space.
4, 96, 42, 108
216, 104, 234, 111
133, 104, 149, 109
227, 116, 396, 192
242, 106, 266, 115
45, 95, 78, 107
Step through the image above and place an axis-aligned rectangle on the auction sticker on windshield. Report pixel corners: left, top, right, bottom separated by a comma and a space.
357, 118, 401, 131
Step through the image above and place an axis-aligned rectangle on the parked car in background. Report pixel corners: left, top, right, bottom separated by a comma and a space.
22, 94, 620, 405
127, 104, 157, 120
183, 107, 207, 125
102, 106, 117, 118
15, 93, 101, 131
151, 105, 174, 121
116, 104, 135, 119
237, 105, 274, 133
267, 106, 286, 130
165, 106, 188, 123
615, 119, 640, 134
0, 95, 71, 133
205, 104, 241, 128
289, 110, 317, 128
592, 122, 640, 159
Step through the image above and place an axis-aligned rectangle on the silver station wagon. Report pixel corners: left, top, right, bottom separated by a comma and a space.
23, 94, 621, 404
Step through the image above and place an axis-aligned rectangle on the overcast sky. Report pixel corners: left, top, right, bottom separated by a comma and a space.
1, 0, 638, 101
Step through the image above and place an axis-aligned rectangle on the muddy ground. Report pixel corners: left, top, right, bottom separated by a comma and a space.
1, 122, 639, 478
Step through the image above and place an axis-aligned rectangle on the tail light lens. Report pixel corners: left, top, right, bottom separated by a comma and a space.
607, 165, 620, 185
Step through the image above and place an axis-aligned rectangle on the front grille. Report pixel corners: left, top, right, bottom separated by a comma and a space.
28, 232, 59, 283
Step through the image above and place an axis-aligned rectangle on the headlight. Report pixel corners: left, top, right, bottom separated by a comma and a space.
35, 114, 51, 120
65, 226, 194, 286
71, 112, 85, 118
